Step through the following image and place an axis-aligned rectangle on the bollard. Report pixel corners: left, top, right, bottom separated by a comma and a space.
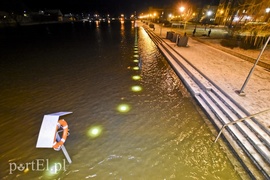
177, 36, 188, 47
166, 31, 174, 40
171, 33, 178, 42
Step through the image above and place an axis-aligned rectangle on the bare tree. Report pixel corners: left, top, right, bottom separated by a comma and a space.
238, 0, 270, 35
234, 0, 270, 48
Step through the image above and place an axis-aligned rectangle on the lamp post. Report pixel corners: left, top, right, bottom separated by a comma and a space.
179, 6, 185, 29
236, 36, 270, 96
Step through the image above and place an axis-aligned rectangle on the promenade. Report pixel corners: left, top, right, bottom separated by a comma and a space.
147, 22, 270, 130
139, 21, 270, 179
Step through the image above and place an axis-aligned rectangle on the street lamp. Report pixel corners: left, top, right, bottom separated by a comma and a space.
179, 6, 185, 28
179, 6, 185, 13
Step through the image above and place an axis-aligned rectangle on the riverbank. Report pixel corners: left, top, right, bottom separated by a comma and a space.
154, 22, 270, 69
141, 21, 270, 179
147, 22, 270, 128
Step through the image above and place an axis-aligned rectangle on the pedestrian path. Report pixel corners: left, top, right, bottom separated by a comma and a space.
147, 22, 270, 129
140, 22, 270, 179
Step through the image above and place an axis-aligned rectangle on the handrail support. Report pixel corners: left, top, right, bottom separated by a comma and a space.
214, 108, 270, 143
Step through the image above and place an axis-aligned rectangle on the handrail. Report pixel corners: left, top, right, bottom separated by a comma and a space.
214, 108, 270, 143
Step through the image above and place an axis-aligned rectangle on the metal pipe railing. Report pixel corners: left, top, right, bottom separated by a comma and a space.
214, 108, 270, 143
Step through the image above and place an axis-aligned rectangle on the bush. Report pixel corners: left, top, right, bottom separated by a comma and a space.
220, 39, 238, 49
239, 36, 266, 50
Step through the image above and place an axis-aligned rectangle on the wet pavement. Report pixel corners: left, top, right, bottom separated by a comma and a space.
139, 21, 270, 179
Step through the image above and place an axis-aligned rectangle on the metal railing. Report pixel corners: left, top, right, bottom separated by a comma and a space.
214, 108, 270, 143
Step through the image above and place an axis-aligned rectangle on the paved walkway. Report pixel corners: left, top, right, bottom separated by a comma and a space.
139, 22, 270, 179
146, 23, 270, 130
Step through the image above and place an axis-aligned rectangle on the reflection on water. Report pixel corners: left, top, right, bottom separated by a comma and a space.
0, 21, 242, 179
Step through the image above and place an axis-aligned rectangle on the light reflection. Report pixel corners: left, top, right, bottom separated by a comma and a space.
24, 168, 29, 173
133, 59, 139, 62
134, 55, 139, 58
95, 20, 99, 27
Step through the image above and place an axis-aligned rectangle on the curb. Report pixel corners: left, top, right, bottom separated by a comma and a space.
193, 37, 270, 70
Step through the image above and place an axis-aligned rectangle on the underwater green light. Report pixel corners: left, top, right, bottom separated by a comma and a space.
131, 85, 142, 92
88, 126, 103, 138
132, 75, 141, 80
117, 104, 131, 113
49, 164, 60, 175
44, 161, 62, 178
133, 66, 139, 70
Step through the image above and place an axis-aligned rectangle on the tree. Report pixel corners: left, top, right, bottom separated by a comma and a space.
237, 0, 270, 35
234, 0, 270, 48
0, 1, 29, 26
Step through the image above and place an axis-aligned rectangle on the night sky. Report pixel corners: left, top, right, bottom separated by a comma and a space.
1, 0, 220, 15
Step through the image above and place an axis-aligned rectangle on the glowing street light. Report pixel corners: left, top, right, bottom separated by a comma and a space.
178, 6, 185, 28
179, 6, 185, 13
207, 11, 213, 16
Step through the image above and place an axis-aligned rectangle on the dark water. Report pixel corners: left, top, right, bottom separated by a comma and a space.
0, 21, 242, 179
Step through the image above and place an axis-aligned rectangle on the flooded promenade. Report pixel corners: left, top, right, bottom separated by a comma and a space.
0, 21, 243, 179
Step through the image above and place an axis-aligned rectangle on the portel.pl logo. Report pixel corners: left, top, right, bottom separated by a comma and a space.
9, 159, 66, 174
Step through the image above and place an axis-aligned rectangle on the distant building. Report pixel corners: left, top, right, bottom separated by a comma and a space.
30, 9, 63, 22
0, 11, 11, 24
214, 0, 269, 26
45, 9, 63, 21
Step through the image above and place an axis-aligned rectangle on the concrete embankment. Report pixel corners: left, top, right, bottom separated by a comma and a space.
142, 24, 270, 180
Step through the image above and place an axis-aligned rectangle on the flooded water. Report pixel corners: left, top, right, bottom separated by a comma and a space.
0, 21, 242, 179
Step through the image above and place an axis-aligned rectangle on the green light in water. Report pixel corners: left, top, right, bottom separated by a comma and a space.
44, 161, 65, 178
117, 104, 131, 113
133, 66, 139, 70
88, 126, 103, 138
132, 75, 141, 80
133, 59, 139, 62
131, 85, 142, 92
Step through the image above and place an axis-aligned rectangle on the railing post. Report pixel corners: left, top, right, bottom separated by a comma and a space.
214, 125, 226, 143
